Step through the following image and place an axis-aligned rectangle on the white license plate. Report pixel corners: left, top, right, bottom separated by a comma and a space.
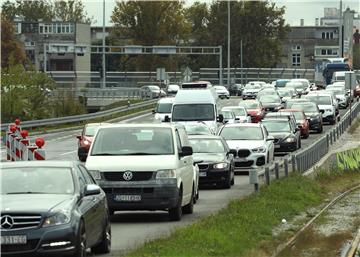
114, 195, 141, 202
237, 158, 247, 162
275, 145, 280, 148
199, 172, 207, 177
1, 235, 27, 245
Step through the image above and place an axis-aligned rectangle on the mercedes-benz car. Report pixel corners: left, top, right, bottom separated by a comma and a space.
217, 123, 275, 172
188, 135, 235, 188
1, 161, 111, 257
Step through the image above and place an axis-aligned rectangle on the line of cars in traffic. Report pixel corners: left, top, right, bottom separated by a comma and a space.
2, 78, 357, 257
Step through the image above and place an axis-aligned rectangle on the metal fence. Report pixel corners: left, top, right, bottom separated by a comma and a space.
253, 100, 360, 191
0, 99, 157, 131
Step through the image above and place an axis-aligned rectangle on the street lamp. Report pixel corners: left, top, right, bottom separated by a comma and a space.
227, 0, 231, 87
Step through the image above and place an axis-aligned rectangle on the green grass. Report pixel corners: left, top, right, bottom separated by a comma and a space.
124, 170, 360, 257
348, 117, 360, 134
125, 173, 323, 257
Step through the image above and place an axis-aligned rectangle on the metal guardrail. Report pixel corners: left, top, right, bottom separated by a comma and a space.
1, 99, 157, 131
253, 100, 360, 190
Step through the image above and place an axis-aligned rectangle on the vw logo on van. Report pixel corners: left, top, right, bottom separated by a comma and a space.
123, 171, 133, 181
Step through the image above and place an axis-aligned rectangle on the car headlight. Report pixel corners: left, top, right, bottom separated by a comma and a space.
88, 170, 101, 180
285, 137, 296, 143
83, 140, 90, 146
43, 210, 71, 227
213, 163, 228, 169
156, 169, 176, 179
252, 147, 266, 153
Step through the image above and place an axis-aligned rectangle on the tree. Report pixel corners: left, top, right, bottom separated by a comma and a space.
1, 0, 54, 22
53, 0, 93, 23
187, 1, 289, 68
111, 0, 190, 70
1, 17, 26, 68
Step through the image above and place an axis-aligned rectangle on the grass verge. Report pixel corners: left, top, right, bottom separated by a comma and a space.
348, 117, 360, 134
124, 170, 360, 257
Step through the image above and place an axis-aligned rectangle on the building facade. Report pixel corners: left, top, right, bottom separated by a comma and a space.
14, 19, 91, 85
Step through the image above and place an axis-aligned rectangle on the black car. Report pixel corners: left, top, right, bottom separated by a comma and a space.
258, 95, 283, 112
188, 135, 235, 188
291, 102, 323, 133
261, 118, 301, 154
229, 84, 244, 96
1, 161, 111, 257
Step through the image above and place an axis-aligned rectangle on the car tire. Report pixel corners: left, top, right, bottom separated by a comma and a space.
91, 218, 111, 254
78, 148, 87, 162
169, 188, 182, 221
230, 171, 235, 185
71, 221, 87, 257
183, 186, 194, 214
223, 172, 232, 189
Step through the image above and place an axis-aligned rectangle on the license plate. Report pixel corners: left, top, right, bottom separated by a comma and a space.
275, 145, 280, 148
238, 158, 247, 162
199, 172, 207, 177
1, 235, 27, 245
114, 195, 141, 202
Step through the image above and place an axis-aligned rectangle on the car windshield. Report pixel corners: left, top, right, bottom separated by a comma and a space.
334, 76, 345, 81
286, 83, 303, 90
189, 139, 225, 153
85, 125, 99, 136
259, 95, 280, 103
245, 84, 261, 89
292, 103, 318, 112
172, 104, 215, 121
184, 124, 212, 135
156, 103, 173, 113
219, 111, 234, 119
223, 107, 246, 116
91, 127, 174, 155
327, 89, 345, 95
220, 127, 264, 140
278, 90, 291, 97
148, 86, 160, 90
239, 101, 259, 109
262, 120, 291, 132
1, 167, 74, 195
306, 95, 332, 105
276, 80, 290, 87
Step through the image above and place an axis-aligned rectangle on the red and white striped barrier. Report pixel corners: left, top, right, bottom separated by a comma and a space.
4, 119, 46, 162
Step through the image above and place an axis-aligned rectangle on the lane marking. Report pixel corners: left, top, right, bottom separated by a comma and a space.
59, 150, 77, 155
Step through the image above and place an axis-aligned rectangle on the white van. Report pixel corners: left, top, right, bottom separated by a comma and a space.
153, 97, 175, 122
170, 89, 221, 133
85, 123, 199, 221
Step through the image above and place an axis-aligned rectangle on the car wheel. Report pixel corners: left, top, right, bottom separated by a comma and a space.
168, 188, 182, 221
183, 186, 194, 214
91, 218, 111, 254
78, 148, 87, 162
230, 170, 235, 185
72, 221, 86, 257
223, 172, 232, 189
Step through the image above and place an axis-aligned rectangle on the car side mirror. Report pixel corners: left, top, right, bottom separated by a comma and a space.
217, 114, 224, 123
84, 184, 101, 196
228, 149, 237, 156
193, 160, 203, 165
164, 115, 171, 122
266, 135, 275, 141
76, 135, 82, 140
179, 146, 193, 157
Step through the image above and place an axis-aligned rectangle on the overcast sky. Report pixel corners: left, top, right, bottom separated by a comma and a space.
84, 0, 359, 27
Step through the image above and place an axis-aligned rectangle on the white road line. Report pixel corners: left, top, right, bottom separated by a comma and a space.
59, 150, 77, 155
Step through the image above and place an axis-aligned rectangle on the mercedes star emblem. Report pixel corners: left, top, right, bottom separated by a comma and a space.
1, 215, 14, 229
123, 171, 133, 181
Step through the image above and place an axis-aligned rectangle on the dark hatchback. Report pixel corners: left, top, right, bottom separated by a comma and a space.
261, 118, 301, 154
188, 135, 235, 188
0, 161, 111, 257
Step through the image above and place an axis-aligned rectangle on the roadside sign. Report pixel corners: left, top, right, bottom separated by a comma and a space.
345, 72, 356, 90
156, 68, 166, 81
183, 67, 192, 83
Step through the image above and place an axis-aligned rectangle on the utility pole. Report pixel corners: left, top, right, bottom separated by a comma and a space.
240, 40, 243, 86
227, 0, 231, 87
339, 0, 343, 57
102, 0, 106, 88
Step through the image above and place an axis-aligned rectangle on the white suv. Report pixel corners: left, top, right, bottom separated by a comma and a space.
86, 123, 198, 221
218, 123, 275, 172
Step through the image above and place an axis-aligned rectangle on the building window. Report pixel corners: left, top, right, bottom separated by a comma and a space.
292, 45, 301, 51
321, 31, 334, 39
322, 32, 325, 39
292, 53, 301, 66
321, 49, 327, 55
